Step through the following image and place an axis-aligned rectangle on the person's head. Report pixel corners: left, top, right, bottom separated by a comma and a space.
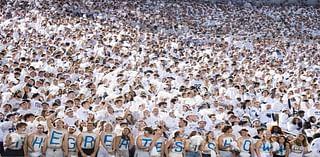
86, 121, 95, 132
296, 134, 308, 146
106, 105, 114, 114
65, 108, 74, 117
152, 107, 159, 116
2, 104, 12, 112
239, 129, 249, 137
103, 123, 113, 132
188, 131, 197, 138
68, 125, 77, 134
271, 135, 278, 142
209, 114, 216, 121
287, 135, 295, 142
309, 116, 317, 123
198, 120, 206, 128
122, 127, 131, 136
136, 120, 146, 130
36, 124, 44, 134
263, 130, 272, 141
154, 128, 163, 136
169, 111, 175, 118
205, 131, 214, 142
222, 125, 233, 134
173, 131, 182, 139
178, 119, 188, 128
270, 125, 282, 134
297, 110, 305, 117
16, 122, 27, 132
253, 119, 261, 127
313, 133, 320, 139
278, 135, 287, 144
144, 127, 153, 136
23, 113, 35, 122
115, 98, 123, 106
87, 112, 95, 120
143, 109, 150, 117
54, 118, 65, 129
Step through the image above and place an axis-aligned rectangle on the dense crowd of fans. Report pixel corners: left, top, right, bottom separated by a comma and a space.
0, 0, 320, 157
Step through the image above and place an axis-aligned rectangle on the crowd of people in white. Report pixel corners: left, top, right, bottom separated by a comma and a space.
0, 0, 320, 157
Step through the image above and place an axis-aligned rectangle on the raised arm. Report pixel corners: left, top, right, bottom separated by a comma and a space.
46, 112, 56, 130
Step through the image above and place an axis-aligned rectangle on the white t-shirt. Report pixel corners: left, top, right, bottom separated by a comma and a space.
76, 107, 89, 121
64, 116, 78, 126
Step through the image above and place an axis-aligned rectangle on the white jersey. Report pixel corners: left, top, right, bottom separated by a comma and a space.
81, 132, 97, 149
